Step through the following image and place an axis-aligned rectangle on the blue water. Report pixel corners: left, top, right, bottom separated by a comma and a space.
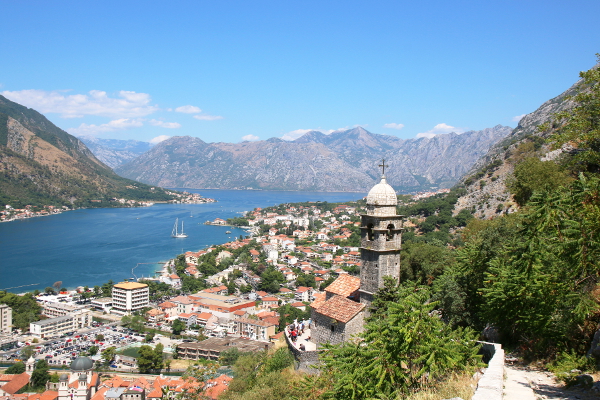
0, 189, 364, 293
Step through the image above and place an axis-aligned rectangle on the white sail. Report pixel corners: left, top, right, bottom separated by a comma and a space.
171, 218, 188, 238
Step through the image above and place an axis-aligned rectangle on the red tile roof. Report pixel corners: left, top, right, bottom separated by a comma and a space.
309, 292, 326, 310
324, 274, 360, 298
1, 372, 30, 394
315, 295, 365, 323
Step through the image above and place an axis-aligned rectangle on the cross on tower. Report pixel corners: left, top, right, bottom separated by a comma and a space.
379, 159, 388, 176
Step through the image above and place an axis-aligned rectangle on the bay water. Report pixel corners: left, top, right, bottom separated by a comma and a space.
0, 189, 364, 293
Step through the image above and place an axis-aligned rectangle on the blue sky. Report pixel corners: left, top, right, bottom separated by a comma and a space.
1, 1, 599, 144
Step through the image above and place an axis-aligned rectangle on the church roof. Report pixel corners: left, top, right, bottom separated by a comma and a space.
324, 274, 361, 298
366, 176, 397, 206
70, 356, 94, 371
315, 295, 365, 323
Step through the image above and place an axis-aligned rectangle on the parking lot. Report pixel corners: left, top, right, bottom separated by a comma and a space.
3, 323, 148, 367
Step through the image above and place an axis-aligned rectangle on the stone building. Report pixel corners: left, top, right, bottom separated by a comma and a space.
310, 170, 402, 348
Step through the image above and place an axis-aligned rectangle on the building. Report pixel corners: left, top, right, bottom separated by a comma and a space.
234, 317, 278, 341
42, 302, 87, 318
111, 282, 149, 316
30, 310, 93, 338
177, 337, 272, 361
90, 297, 113, 313
0, 304, 12, 333
310, 170, 403, 347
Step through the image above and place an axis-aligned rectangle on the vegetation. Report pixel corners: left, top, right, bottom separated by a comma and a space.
0, 290, 41, 331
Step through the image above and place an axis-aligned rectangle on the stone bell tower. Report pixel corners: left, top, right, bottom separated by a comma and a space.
359, 160, 403, 313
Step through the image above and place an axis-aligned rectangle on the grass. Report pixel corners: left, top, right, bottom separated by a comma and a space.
404, 372, 478, 400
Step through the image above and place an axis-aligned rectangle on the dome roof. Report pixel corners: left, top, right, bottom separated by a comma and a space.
70, 356, 94, 372
59, 373, 69, 381
366, 177, 397, 206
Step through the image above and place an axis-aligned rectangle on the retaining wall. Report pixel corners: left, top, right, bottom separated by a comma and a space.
471, 342, 504, 400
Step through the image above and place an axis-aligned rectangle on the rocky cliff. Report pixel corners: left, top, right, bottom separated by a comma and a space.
116, 126, 511, 192
454, 75, 582, 218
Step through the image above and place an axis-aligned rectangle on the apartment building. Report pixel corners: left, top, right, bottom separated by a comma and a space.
111, 282, 149, 316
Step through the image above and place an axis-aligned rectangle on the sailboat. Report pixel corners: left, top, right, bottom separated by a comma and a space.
171, 218, 188, 238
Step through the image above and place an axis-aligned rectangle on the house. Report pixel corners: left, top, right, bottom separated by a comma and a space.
294, 286, 313, 302
261, 296, 279, 308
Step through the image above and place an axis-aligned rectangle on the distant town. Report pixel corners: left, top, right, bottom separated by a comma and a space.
0, 191, 215, 223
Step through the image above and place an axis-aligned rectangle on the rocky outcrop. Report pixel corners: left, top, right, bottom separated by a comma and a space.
454, 75, 583, 219
116, 126, 511, 192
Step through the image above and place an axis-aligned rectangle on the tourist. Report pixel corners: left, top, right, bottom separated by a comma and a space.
299, 343, 305, 351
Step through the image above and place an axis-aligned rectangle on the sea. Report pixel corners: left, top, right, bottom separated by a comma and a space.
0, 189, 365, 293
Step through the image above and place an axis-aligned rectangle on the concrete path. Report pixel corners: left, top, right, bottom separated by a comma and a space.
504, 365, 536, 400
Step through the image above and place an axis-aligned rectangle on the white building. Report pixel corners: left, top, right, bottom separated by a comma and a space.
30, 309, 92, 338
111, 282, 149, 316
0, 304, 12, 333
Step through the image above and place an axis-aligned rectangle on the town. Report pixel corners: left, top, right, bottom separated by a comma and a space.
0, 186, 457, 400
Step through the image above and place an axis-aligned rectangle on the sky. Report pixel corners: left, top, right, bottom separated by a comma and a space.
1, 1, 599, 144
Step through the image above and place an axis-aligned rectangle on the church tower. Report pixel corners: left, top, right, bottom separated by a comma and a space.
359, 160, 403, 313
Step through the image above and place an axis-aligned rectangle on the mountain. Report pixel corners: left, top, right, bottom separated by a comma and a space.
115, 126, 511, 192
78, 136, 153, 168
0, 95, 175, 208
454, 74, 582, 219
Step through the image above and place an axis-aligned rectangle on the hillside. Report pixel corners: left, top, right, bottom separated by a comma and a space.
115, 126, 511, 192
0, 95, 175, 208
454, 75, 582, 218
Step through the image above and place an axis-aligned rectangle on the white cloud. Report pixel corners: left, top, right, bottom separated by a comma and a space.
150, 119, 181, 129
193, 114, 223, 121
0, 89, 159, 118
383, 123, 405, 130
281, 127, 348, 141
175, 105, 201, 114
512, 114, 526, 122
150, 135, 171, 144
67, 118, 144, 136
416, 123, 465, 139
242, 134, 260, 142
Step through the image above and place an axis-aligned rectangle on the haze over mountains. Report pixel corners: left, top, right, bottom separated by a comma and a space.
115, 126, 512, 192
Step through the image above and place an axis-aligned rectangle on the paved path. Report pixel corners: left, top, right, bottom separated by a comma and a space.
504, 365, 599, 400
504, 365, 536, 400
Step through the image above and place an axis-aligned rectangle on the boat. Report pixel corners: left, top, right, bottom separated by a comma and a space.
171, 218, 188, 238
225, 230, 231, 234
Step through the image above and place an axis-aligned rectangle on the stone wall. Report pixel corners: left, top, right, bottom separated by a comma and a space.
471, 342, 504, 400
284, 329, 320, 372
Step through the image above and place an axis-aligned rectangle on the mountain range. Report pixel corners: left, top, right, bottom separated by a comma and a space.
77, 136, 153, 169
115, 125, 512, 192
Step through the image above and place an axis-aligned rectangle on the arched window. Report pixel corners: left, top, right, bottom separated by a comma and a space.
386, 224, 394, 241
367, 223, 374, 241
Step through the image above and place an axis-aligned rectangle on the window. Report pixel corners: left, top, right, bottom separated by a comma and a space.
386, 224, 394, 241
330, 325, 335, 333
367, 223, 374, 241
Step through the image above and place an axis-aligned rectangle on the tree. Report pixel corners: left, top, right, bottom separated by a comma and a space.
314, 285, 481, 399
507, 157, 570, 206
137, 344, 163, 373
30, 359, 51, 389
102, 346, 116, 365
172, 319, 186, 336
88, 345, 99, 356
550, 55, 600, 172
5, 362, 25, 374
